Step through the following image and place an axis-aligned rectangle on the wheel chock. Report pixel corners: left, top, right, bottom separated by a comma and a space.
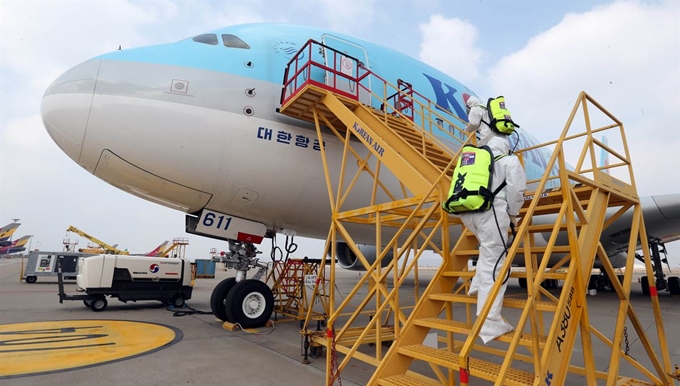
222, 320, 274, 332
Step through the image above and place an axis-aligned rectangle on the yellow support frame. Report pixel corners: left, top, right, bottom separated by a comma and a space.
279, 79, 469, 384
367, 92, 672, 386
279, 50, 672, 386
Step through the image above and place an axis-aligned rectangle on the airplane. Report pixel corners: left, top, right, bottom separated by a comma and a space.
0, 222, 21, 247
0, 235, 32, 256
141, 240, 171, 257
41, 23, 680, 323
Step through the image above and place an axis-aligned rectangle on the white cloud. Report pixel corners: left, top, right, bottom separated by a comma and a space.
417, 14, 482, 85
486, 0, 680, 196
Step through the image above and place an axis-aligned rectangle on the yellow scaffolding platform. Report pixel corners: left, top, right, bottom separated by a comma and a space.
278, 39, 674, 386
268, 257, 329, 323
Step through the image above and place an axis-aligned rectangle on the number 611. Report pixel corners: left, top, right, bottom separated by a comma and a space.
203, 213, 232, 230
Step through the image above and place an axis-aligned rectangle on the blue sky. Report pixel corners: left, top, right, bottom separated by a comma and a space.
1, 0, 678, 267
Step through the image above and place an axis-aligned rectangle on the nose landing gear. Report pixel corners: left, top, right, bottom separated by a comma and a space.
209, 240, 274, 328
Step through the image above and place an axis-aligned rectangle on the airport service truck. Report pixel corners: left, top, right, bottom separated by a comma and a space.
58, 254, 193, 312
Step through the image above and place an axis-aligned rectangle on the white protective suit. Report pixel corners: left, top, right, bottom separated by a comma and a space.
464, 95, 502, 147
460, 136, 527, 344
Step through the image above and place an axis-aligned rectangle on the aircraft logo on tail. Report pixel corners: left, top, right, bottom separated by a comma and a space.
0, 235, 32, 255
0, 222, 21, 246
146, 241, 170, 257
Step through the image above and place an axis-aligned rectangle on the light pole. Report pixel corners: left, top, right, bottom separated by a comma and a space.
10, 218, 20, 243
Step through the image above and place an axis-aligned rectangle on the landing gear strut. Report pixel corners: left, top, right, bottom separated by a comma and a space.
209, 240, 274, 327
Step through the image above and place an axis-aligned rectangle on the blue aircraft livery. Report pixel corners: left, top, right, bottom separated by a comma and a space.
98, 23, 557, 187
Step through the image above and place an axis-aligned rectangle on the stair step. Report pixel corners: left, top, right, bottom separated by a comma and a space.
414, 318, 548, 348
429, 293, 558, 312
455, 245, 572, 256
443, 271, 567, 280
522, 200, 591, 216
509, 271, 567, 280
311, 326, 395, 346
377, 374, 432, 386
525, 223, 575, 232
396, 344, 535, 386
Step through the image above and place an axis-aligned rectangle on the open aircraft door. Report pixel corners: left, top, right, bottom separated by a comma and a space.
321, 35, 372, 106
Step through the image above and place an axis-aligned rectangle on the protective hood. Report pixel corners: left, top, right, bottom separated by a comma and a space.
487, 136, 509, 156
465, 95, 483, 109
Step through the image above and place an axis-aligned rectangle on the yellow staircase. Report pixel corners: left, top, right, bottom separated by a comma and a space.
278, 39, 673, 386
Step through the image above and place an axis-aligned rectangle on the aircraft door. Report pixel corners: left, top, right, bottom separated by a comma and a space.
321, 35, 371, 105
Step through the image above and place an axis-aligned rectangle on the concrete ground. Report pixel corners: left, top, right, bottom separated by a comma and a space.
0, 257, 678, 386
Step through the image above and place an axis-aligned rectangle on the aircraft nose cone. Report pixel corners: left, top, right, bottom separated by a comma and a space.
41, 57, 101, 163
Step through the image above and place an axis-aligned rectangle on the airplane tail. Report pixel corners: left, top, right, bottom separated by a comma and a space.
0, 235, 32, 254
0, 222, 21, 241
146, 241, 170, 256
599, 135, 610, 175
12, 235, 32, 247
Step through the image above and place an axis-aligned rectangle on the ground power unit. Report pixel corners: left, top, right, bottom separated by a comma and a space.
23, 251, 96, 283
58, 254, 193, 312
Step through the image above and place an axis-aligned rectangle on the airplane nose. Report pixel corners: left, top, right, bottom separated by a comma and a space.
41, 57, 101, 163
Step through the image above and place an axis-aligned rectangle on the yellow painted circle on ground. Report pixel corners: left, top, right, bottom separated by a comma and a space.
0, 320, 181, 379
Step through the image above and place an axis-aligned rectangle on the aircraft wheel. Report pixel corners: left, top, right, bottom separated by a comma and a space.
25, 276, 37, 283
83, 300, 90, 307
225, 279, 274, 329
668, 277, 680, 296
210, 278, 237, 321
170, 294, 185, 308
90, 296, 107, 312
640, 276, 650, 296
518, 277, 527, 289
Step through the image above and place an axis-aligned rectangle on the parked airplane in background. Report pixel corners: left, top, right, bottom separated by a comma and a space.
0, 222, 21, 247
142, 240, 171, 257
42, 24, 680, 323
0, 235, 32, 256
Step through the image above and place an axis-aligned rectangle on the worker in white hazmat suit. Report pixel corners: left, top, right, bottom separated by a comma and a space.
460, 135, 527, 343
464, 95, 501, 147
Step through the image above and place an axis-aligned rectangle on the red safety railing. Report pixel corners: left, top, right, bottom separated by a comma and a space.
281, 39, 371, 105
280, 39, 470, 150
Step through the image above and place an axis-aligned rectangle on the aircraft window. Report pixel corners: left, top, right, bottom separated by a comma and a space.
193, 34, 218, 45
222, 34, 250, 49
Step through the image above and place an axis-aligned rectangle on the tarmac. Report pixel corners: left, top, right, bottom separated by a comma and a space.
0, 257, 678, 386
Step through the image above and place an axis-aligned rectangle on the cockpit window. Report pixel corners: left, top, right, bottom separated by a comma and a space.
222, 34, 250, 49
193, 34, 218, 45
